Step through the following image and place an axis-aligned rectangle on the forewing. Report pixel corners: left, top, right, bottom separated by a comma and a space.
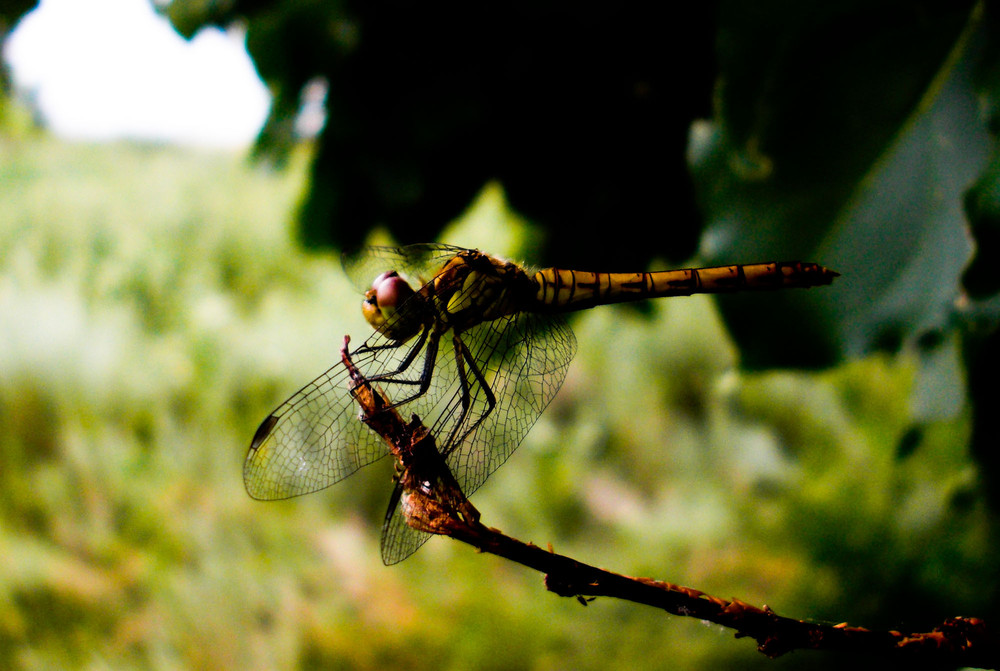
341, 243, 468, 294
245, 244, 470, 501
243, 346, 394, 500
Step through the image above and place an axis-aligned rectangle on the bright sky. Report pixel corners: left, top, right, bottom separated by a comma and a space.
4, 0, 270, 147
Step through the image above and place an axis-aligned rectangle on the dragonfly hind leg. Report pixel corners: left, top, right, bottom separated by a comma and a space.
441, 332, 497, 457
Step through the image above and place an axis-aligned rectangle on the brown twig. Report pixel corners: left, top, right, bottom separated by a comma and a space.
339, 336, 998, 668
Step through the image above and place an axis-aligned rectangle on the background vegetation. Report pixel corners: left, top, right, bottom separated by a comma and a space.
1, 0, 999, 669
0, 134, 993, 669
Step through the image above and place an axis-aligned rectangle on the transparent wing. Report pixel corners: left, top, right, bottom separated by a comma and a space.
245, 246, 468, 500
249, 243, 577, 564
443, 310, 577, 495
380, 484, 431, 565
243, 345, 393, 500
341, 243, 469, 294
378, 309, 577, 564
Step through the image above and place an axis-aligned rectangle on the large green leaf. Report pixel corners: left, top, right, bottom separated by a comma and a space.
691, 2, 991, 371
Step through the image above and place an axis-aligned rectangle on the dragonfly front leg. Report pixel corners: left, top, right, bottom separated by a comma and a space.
365, 327, 441, 410
359, 322, 430, 377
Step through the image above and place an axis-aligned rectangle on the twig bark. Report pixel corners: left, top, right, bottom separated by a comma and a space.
340, 336, 997, 668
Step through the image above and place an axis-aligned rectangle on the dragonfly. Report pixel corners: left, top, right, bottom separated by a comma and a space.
244, 243, 837, 564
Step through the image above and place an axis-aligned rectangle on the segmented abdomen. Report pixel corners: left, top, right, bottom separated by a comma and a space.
533, 262, 838, 312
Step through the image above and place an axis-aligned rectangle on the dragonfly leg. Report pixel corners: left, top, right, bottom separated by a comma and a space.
457, 334, 497, 434
360, 323, 430, 378
444, 337, 473, 451
367, 329, 441, 410
441, 332, 498, 457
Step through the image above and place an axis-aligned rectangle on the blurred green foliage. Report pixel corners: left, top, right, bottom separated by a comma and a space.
0, 134, 995, 670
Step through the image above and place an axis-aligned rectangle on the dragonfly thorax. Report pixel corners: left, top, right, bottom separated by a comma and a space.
429, 252, 534, 330
362, 271, 426, 342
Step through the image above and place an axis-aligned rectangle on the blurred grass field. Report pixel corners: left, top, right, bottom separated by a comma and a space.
0, 133, 994, 670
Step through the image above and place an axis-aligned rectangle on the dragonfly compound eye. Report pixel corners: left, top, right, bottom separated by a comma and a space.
373, 271, 415, 310
362, 271, 421, 341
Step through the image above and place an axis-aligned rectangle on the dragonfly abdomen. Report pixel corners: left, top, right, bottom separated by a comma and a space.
533, 262, 838, 311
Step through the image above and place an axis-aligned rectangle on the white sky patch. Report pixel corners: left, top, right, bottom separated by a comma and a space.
4, 0, 270, 147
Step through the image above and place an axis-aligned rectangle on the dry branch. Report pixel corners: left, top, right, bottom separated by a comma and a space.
339, 336, 997, 668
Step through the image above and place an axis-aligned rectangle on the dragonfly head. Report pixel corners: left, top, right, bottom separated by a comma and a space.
362, 271, 422, 341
